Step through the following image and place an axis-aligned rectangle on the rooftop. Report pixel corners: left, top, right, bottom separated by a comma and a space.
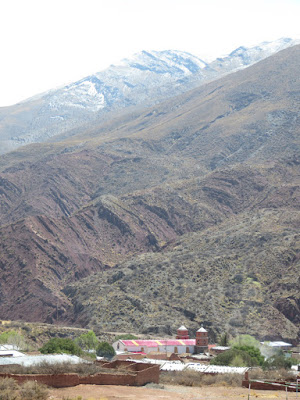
120, 339, 195, 347
177, 325, 188, 331
197, 327, 207, 333
0, 350, 25, 357
261, 341, 292, 347
0, 354, 87, 367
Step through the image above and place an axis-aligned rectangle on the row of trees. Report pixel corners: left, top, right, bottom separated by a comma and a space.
39, 331, 116, 359
213, 334, 297, 369
0, 328, 137, 360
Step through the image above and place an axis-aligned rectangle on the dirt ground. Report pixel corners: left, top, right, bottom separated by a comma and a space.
48, 384, 299, 399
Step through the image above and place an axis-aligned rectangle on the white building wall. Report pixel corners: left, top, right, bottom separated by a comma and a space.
158, 345, 195, 354
113, 340, 195, 354
113, 341, 158, 354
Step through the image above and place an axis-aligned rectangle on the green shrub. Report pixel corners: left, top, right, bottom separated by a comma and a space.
39, 338, 82, 356
96, 342, 115, 359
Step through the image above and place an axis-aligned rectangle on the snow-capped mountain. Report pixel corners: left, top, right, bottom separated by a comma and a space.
47, 50, 208, 113
209, 37, 300, 71
0, 38, 298, 154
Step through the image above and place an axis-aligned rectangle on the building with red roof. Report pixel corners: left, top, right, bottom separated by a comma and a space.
113, 325, 208, 355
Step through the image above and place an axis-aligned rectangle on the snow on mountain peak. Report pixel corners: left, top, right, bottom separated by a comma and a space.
118, 49, 207, 76
3, 37, 299, 154
210, 37, 300, 71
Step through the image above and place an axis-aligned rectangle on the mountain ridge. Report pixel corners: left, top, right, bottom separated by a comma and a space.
0, 38, 298, 154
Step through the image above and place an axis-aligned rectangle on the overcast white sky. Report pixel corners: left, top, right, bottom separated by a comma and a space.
1, 0, 299, 107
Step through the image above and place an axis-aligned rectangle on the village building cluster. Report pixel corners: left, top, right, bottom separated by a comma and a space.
0, 325, 299, 392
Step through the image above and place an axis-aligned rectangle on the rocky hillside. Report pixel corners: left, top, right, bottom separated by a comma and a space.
65, 207, 299, 343
0, 45, 299, 341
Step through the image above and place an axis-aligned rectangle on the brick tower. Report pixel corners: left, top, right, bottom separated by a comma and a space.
176, 325, 189, 339
195, 326, 208, 354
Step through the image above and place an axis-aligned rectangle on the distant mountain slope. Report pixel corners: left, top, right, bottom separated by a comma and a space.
0, 45, 299, 340
0, 38, 298, 154
1, 44, 299, 227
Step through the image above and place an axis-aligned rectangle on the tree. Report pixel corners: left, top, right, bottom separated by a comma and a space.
231, 354, 246, 367
96, 342, 115, 359
0, 330, 26, 350
211, 346, 264, 367
75, 331, 99, 352
263, 350, 298, 370
232, 345, 264, 366
39, 338, 82, 356
230, 334, 260, 348
218, 332, 229, 346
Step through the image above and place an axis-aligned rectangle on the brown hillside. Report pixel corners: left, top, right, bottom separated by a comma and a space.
0, 46, 299, 339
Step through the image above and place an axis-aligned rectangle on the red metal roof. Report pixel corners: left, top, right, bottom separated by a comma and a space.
121, 339, 196, 347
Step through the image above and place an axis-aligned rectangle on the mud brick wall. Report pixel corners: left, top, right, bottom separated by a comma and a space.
79, 372, 136, 385
169, 353, 181, 361
102, 360, 135, 369
0, 361, 160, 388
0, 373, 79, 388
99, 360, 160, 385
242, 380, 297, 392
135, 364, 160, 385
115, 354, 145, 361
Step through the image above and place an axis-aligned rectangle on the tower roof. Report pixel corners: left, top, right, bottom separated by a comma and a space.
177, 325, 188, 331
197, 327, 207, 332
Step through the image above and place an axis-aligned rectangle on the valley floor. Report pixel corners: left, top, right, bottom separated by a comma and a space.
48, 384, 298, 399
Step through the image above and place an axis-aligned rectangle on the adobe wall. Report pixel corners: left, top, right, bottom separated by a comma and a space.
0, 373, 79, 388
115, 354, 144, 361
101, 360, 136, 369
169, 353, 181, 361
0, 361, 160, 388
135, 364, 160, 385
79, 372, 136, 386
242, 380, 298, 392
